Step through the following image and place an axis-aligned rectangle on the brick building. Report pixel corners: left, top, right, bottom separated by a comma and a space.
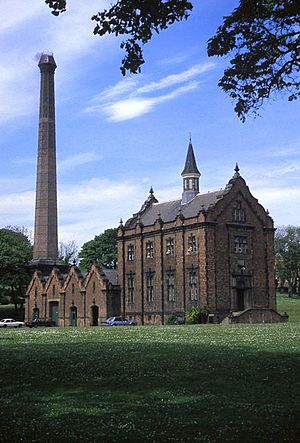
117, 140, 284, 325
26, 264, 120, 326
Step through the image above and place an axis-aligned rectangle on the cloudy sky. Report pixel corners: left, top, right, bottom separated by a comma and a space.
0, 0, 299, 248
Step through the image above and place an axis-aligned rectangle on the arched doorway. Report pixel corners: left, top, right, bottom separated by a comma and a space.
91, 305, 99, 326
70, 306, 77, 326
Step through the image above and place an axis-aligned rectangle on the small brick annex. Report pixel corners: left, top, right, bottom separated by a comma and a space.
26, 264, 120, 326
117, 141, 280, 325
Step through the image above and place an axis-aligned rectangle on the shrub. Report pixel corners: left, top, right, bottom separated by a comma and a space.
166, 313, 179, 325
185, 305, 209, 324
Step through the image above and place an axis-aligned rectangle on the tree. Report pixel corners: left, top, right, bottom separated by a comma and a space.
44, 0, 300, 120
207, 0, 300, 121
79, 228, 118, 272
58, 240, 79, 265
0, 227, 33, 311
275, 225, 300, 296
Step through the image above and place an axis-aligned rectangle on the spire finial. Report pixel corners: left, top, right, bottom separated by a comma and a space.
234, 163, 240, 174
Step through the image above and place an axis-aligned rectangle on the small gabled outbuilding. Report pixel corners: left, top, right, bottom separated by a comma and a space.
26, 264, 120, 326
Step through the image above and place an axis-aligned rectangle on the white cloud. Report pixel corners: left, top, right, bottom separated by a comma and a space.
93, 78, 139, 102
86, 61, 212, 121
136, 63, 214, 94
98, 81, 199, 121
0, 175, 147, 247
0, 1, 42, 34
0, 0, 110, 125
58, 152, 103, 172
253, 187, 300, 227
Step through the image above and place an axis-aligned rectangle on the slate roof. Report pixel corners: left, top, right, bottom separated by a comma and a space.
181, 141, 200, 175
102, 268, 118, 286
125, 188, 230, 228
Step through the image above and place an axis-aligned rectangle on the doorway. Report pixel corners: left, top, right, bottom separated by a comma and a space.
70, 306, 77, 326
49, 301, 59, 325
91, 305, 99, 326
237, 289, 245, 311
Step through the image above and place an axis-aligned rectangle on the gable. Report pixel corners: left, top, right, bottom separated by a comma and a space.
208, 177, 273, 228
63, 266, 84, 292
26, 272, 44, 295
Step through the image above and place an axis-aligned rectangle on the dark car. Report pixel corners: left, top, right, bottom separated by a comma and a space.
101, 316, 136, 326
26, 318, 55, 328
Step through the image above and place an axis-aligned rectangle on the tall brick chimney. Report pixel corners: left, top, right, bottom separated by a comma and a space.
29, 54, 66, 274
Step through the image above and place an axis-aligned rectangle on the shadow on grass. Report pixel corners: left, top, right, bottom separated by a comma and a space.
0, 330, 300, 442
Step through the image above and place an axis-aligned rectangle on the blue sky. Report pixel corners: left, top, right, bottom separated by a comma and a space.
0, 0, 299, 247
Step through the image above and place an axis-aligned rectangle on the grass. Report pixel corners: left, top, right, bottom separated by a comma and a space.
0, 295, 299, 442
277, 292, 300, 322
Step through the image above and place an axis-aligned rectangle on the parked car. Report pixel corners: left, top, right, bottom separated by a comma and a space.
101, 316, 136, 326
26, 318, 55, 328
0, 318, 25, 328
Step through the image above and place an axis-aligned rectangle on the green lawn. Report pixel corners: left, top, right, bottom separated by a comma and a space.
1, 319, 300, 442
277, 292, 300, 322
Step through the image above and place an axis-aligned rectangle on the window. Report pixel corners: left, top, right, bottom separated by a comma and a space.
189, 269, 198, 301
146, 241, 154, 258
166, 238, 175, 256
166, 272, 176, 301
187, 234, 197, 253
146, 273, 155, 302
234, 236, 248, 254
233, 201, 246, 222
127, 273, 135, 304
128, 244, 135, 261
185, 178, 198, 191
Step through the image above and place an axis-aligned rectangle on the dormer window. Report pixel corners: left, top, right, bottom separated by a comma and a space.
128, 244, 135, 261
166, 238, 175, 256
233, 201, 246, 222
187, 234, 197, 253
146, 241, 154, 258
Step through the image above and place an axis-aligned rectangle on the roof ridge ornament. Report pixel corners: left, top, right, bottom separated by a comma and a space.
234, 163, 240, 175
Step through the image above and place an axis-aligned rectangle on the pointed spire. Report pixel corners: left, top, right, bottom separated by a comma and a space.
181, 137, 201, 204
181, 137, 200, 176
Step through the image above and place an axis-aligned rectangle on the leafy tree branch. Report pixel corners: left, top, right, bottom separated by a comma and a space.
44, 0, 300, 120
